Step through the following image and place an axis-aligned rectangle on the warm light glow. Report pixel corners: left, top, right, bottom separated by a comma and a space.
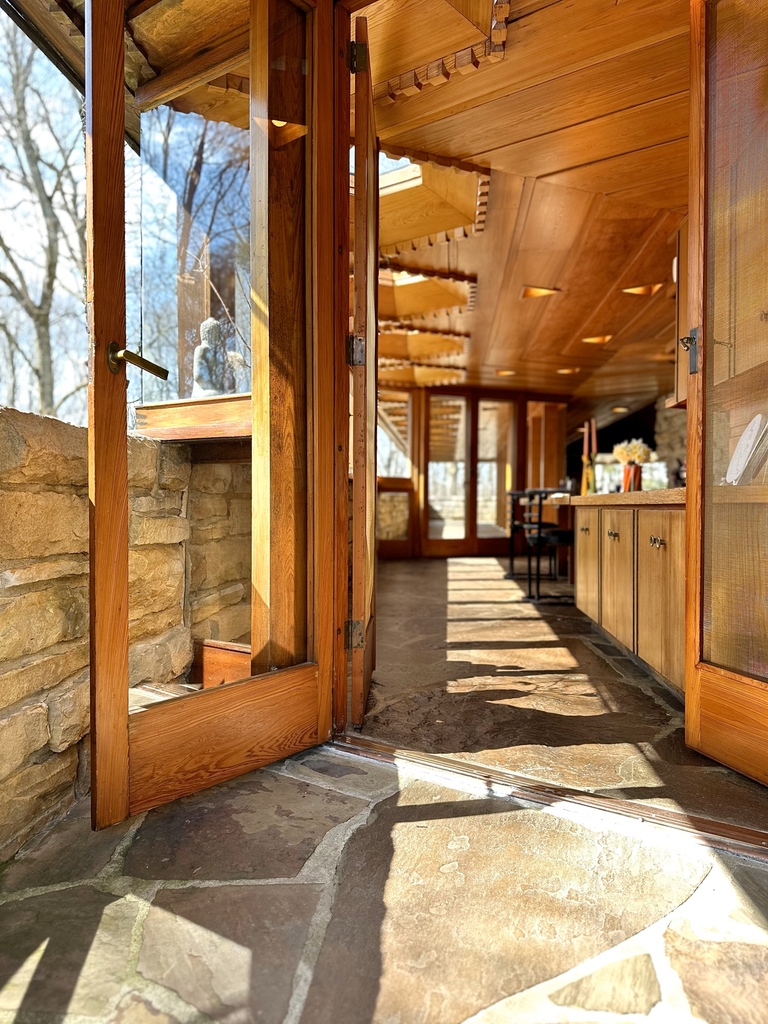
611, 405, 630, 414
271, 119, 287, 127
521, 285, 560, 299
557, 367, 580, 375
392, 271, 427, 286
581, 335, 612, 345
496, 369, 517, 377
621, 283, 663, 296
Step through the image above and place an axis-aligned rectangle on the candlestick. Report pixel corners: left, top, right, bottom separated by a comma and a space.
591, 417, 597, 455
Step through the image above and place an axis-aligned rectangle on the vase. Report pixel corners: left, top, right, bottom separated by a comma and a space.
622, 464, 642, 492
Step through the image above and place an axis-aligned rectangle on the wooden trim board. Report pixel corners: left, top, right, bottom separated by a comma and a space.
135, 394, 252, 440
192, 640, 252, 689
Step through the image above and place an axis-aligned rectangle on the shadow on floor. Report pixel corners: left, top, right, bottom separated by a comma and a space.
360, 556, 768, 834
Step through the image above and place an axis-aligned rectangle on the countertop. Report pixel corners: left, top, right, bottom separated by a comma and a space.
570, 488, 686, 507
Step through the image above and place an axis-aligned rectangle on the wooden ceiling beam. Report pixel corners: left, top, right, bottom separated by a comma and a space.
126, 0, 165, 20
134, 28, 249, 111
380, 259, 478, 285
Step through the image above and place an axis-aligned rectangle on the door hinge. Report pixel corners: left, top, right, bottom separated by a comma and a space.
347, 41, 368, 74
345, 619, 365, 650
346, 333, 365, 366
679, 326, 699, 374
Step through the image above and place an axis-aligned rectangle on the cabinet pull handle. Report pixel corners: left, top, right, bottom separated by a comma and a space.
607, 529, 619, 540
580, 525, 589, 533
650, 535, 666, 549
650, 535, 655, 547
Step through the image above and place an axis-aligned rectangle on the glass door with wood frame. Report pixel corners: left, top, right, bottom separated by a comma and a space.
87, 0, 337, 827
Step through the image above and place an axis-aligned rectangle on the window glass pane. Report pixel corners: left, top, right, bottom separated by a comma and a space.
428, 395, 466, 540
702, 0, 768, 679
377, 389, 411, 477
138, 87, 250, 403
377, 492, 409, 541
477, 399, 514, 538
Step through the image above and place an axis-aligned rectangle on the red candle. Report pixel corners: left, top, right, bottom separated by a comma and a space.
591, 418, 597, 455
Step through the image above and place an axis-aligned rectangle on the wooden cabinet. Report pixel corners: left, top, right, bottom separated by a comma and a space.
636, 509, 686, 692
600, 509, 635, 651
574, 508, 599, 621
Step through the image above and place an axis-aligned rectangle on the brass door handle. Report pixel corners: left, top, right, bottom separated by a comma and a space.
108, 342, 169, 381
650, 535, 666, 549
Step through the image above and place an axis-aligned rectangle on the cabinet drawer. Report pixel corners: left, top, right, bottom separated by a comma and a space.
600, 508, 635, 651
637, 508, 685, 692
575, 508, 599, 621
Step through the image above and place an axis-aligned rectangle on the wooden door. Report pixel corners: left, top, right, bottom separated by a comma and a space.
685, 0, 768, 786
637, 509, 685, 692
350, 16, 378, 726
86, 0, 338, 826
600, 509, 634, 651
574, 508, 599, 621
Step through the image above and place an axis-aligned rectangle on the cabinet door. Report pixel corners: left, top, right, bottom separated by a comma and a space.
600, 509, 634, 650
574, 508, 599, 621
637, 509, 686, 691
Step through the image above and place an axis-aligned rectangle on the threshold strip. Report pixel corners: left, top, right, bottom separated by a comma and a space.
334, 734, 768, 862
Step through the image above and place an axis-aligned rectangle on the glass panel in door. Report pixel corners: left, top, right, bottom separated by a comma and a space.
427, 395, 467, 540
701, 0, 768, 681
476, 399, 514, 539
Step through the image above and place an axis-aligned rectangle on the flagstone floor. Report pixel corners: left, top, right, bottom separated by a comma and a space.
363, 557, 768, 833
2, 746, 768, 1024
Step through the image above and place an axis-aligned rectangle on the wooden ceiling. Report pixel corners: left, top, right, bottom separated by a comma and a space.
14, 0, 692, 432
361, 0, 691, 432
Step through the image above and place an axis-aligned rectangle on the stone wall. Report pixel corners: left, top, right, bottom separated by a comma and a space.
0, 407, 194, 861
188, 462, 251, 643
654, 396, 688, 486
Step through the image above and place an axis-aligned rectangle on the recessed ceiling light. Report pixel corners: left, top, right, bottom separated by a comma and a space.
581, 335, 612, 345
271, 119, 287, 127
521, 286, 560, 299
557, 367, 580, 375
622, 284, 663, 296
611, 405, 630, 414
496, 369, 517, 377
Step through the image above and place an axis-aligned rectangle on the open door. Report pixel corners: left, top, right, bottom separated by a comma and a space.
685, 0, 768, 785
86, 0, 337, 826
350, 16, 378, 727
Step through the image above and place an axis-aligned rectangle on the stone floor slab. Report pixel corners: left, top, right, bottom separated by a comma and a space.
300, 779, 709, 1024
548, 953, 661, 1014
270, 746, 400, 801
137, 883, 321, 1024
124, 771, 368, 881
0, 800, 131, 893
0, 886, 139, 1020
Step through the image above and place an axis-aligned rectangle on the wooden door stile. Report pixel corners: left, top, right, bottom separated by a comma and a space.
313, 0, 336, 740
684, 0, 706, 749
351, 14, 378, 726
332, 2, 351, 735
85, 0, 130, 829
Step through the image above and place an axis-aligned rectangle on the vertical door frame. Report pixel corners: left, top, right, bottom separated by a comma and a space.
85, 0, 130, 829
684, 0, 707, 749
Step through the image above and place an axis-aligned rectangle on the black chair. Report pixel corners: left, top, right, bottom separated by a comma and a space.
521, 489, 574, 602
504, 490, 530, 579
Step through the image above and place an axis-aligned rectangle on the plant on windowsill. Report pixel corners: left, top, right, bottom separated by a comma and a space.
613, 438, 652, 492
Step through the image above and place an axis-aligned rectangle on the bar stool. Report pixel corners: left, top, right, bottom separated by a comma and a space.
522, 489, 574, 602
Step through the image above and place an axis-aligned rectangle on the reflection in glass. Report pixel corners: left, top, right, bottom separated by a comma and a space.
477, 400, 514, 538
377, 390, 411, 477
428, 396, 467, 540
139, 102, 250, 402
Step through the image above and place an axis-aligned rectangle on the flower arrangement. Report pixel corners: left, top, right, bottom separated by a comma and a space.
613, 438, 652, 465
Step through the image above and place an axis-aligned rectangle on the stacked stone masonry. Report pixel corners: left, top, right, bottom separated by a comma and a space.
0, 407, 251, 861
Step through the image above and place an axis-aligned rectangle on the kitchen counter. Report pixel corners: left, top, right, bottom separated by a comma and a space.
570, 488, 685, 507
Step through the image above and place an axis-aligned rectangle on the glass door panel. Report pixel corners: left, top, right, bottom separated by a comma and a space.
476, 399, 514, 540
427, 395, 467, 542
702, 0, 768, 681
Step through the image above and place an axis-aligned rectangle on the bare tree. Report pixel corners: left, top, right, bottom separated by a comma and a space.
0, 18, 86, 419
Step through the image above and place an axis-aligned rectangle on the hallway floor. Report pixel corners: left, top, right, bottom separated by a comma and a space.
363, 558, 768, 835
2, 745, 768, 1023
